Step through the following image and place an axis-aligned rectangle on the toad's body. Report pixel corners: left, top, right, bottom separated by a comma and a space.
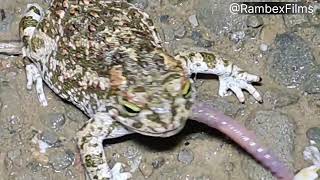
20, 0, 262, 179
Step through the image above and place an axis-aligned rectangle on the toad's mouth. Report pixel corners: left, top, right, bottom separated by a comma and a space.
128, 124, 185, 138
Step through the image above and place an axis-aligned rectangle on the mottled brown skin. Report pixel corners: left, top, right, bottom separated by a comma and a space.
22, 0, 193, 134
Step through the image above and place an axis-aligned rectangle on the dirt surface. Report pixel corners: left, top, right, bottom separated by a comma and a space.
0, 0, 320, 180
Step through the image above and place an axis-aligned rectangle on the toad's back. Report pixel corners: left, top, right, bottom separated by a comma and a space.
22, 0, 188, 116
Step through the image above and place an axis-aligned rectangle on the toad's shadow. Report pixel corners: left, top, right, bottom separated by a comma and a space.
103, 120, 232, 151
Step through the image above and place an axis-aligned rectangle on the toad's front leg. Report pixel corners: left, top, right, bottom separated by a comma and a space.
77, 112, 133, 180
176, 52, 262, 103
20, 3, 48, 106
25, 63, 48, 106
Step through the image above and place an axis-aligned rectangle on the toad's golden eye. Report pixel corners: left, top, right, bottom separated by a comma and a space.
182, 80, 192, 98
118, 97, 141, 115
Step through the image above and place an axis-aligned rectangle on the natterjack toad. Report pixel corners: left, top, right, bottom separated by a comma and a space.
18, 0, 278, 179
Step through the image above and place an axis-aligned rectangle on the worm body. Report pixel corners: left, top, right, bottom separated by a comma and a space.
191, 102, 294, 180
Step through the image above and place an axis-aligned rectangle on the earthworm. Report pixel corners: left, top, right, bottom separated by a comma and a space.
191, 102, 294, 180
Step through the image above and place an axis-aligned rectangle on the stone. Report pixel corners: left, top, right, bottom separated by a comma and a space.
174, 25, 186, 39
139, 159, 153, 178
196, 0, 247, 35
307, 127, 320, 145
38, 131, 60, 147
246, 16, 263, 28
230, 31, 245, 44
267, 32, 316, 88
188, 14, 199, 27
49, 149, 75, 172
151, 156, 165, 169
177, 148, 194, 164
159, 15, 170, 23
191, 31, 202, 40
303, 66, 320, 94
259, 43, 268, 52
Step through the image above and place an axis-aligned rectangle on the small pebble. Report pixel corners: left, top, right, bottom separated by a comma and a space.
230, 31, 245, 43
307, 127, 320, 145
177, 148, 194, 164
159, 15, 170, 23
8, 115, 22, 133
260, 43, 268, 52
188, 14, 199, 27
174, 25, 186, 39
38, 131, 60, 147
124, 145, 140, 158
49, 149, 75, 172
191, 31, 202, 41
224, 162, 235, 173
139, 159, 153, 178
246, 16, 263, 28
38, 140, 50, 153
151, 157, 165, 169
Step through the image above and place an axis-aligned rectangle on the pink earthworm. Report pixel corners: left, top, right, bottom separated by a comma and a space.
190, 102, 294, 180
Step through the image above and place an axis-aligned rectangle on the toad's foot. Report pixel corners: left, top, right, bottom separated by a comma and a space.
25, 63, 48, 106
176, 51, 262, 103
77, 112, 133, 180
218, 67, 262, 103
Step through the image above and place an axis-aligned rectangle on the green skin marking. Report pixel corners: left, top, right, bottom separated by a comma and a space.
20, 16, 38, 29
29, 6, 41, 15
30, 37, 44, 52
85, 154, 103, 168
200, 52, 216, 69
